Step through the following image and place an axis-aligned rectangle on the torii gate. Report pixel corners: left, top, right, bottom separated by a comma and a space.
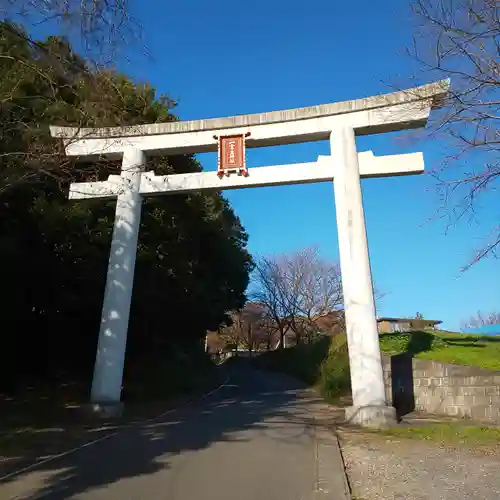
50, 79, 449, 427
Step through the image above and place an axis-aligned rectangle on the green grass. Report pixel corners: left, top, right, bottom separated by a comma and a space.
379, 422, 500, 446
379, 330, 500, 371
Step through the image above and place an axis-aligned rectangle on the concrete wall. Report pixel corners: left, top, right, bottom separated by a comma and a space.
378, 320, 411, 333
377, 321, 393, 333
382, 354, 500, 423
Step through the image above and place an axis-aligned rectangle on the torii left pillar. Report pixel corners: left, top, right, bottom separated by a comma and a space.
89, 147, 145, 416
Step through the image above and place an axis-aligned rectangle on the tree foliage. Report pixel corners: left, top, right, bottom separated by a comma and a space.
0, 22, 253, 395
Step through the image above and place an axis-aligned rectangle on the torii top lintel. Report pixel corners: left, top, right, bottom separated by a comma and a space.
50, 80, 449, 159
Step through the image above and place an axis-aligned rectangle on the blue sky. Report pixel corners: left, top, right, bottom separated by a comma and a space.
32, 0, 500, 330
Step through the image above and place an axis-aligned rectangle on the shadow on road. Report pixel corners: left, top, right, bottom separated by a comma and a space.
1, 363, 323, 499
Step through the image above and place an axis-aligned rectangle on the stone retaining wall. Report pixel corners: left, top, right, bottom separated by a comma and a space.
382, 354, 500, 423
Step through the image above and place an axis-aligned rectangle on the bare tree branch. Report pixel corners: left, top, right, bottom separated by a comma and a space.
284, 247, 343, 343
250, 247, 347, 346
461, 309, 500, 330
408, 0, 500, 269
218, 303, 268, 352
0, 0, 141, 64
249, 255, 293, 349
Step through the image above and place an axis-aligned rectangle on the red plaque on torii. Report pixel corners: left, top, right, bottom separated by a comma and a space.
214, 132, 251, 178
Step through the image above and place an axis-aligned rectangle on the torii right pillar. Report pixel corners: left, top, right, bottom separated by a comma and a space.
331, 127, 397, 428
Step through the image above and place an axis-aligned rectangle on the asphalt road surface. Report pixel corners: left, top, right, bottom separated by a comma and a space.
1, 364, 347, 500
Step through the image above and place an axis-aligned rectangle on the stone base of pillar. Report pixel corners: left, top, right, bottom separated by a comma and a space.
80, 402, 124, 419
345, 405, 397, 429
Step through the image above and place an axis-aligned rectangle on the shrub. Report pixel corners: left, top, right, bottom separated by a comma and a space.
318, 333, 351, 402
123, 344, 215, 401
254, 334, 351, 401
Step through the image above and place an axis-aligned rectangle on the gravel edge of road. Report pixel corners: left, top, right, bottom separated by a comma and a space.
314, 423, 352, 500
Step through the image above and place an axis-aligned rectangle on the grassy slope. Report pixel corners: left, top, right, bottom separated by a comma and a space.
255, 331, 500, 445
253, 334, 351, 402
379, 330, 500, 371
254, 329, 500, 403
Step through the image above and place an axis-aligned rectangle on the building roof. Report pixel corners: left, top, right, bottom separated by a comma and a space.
376, 317, 442, 325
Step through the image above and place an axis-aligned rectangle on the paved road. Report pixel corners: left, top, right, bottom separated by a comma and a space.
1, 365, 347, 500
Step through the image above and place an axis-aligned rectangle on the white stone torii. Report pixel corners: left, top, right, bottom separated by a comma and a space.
50, 79, 449, 427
